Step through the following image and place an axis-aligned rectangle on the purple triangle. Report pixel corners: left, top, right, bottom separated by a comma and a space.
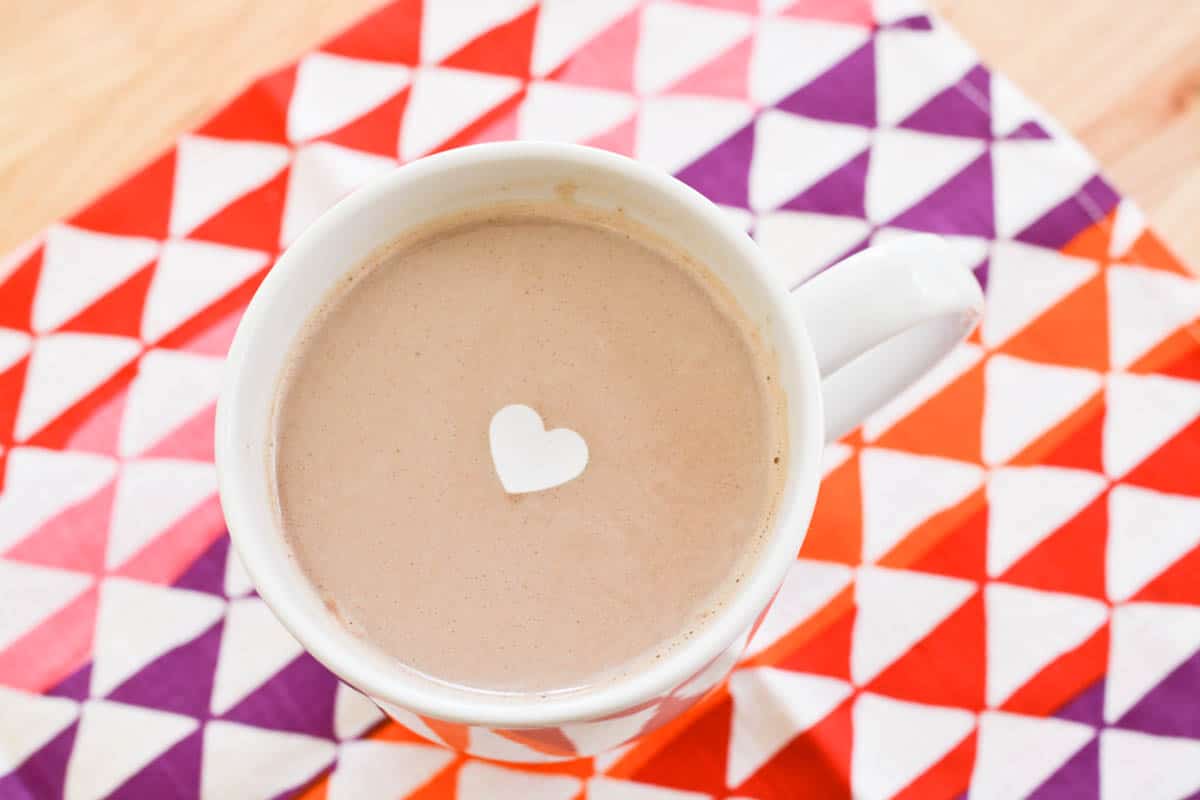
221, 653, 339, 739
1016, 175, 1119, 250
1114, 646, 1200, 739
776, 40, 875, 127
108, 728, 202, 800
174, 534, 230, 596
900, 65, 990, 139
780, 149, 869, 217
673, 122, 754, 209
47, 663, 92, 701
107, 620, 223, 717
0, 721, 77, 800
1006, 120, 1052, 140
1054, 677, 1105, 727
1027, 734, 1098, 800
887, 153, 995, 237
973, 258, 989, 292
885, 15, 933, 31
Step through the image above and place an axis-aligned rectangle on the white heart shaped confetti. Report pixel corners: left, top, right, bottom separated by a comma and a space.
489, 404, 589, 494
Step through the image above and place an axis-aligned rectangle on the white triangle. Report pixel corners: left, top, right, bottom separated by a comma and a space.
560, 704, 658, 756
0, 447, 116, 552
990, 72, 1043, 138
106, 459, 217, 569
727, 668, 852, 787
1100, 728, 1200, 800
140, 239, 269, 343
1108, 199, 1146, 259
851, 693, 975, 800
865, 128, 986, 224
420, 0, 536, 65
201, 719, 336, 800
458, 761, 582, 800
969, 711, 1095, 800
465, 727, 560, 763
288, 53, 411, 143
750, 18, 870, 107
89, 577, 225, 697
169, 134, 290, 237
822, 441, 854, 477
1106, 602, 1200, 724
400, 66, 522, 161
14, 333, 141, 442
210, 596, 305, 715
634, 2, 752, 95
863, 343, 984, 441
755, 211, 871, 289
64, 700, 197, 800
991, 138, 1096, 238
749, 110, 872, 213
1107, 485, 1200, 603
637, 95, 754, 176
984, 583, 1108, 707
518, 81, 637, 144
223, 549, 254, 598
587, 776, 712, 800
982, 355, 1102, 466
117, 349, 224, 457
852, 565, 977, 685
530, 0, 640, 77
875, 25, 976, 126
32, 225, 160, 334
0, 686, 78, 774
745, 559, 853, 657
333, 684, 384, 740
0, 327, 31, 373
0, 559, 92, 651
1103, 372, 1200, 479
981, 240, 1099, 347
280, 142, 398, 247
1107, 264, 1200, 370
328, 739, 454, 800
859, 447, 984, 562
986, 466, 1108, 578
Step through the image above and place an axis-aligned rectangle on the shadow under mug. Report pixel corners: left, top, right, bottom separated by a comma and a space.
216, 142, 983, 762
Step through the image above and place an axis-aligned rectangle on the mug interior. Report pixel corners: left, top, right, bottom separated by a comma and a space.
216, 142, 825, 727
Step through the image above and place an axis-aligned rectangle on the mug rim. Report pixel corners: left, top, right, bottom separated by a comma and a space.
216, 141, 826, 728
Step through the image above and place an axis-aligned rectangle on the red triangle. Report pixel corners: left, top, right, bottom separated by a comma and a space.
1001, 624, 1109, 717
664, 36, 751, 99
868, 593, 986, 709
783, 0, 875, 26
0, 356, 29, 447
57, 263, 156, 338
64, 384, 127, 456
0, 583, 97, 693
26, 359, 139, 451
874, 360, 985, 464
319, 90, 408, 159
894, 730, 977, 800
1039, 404, 1105, 473
197, 63, 296, 144
70, 149, 176, 239
910, 505, 988, 582
0, 247, 42, 330
775, 608, 854, 681
629, 696, 731, 795
1117, 230, 1191, 275
321, 0, 422, 64
142, 404, 216, 462
735, 697, 854, 798
547, 9, 639, 91
583, 114, 638, 157
999, 272, 1109, 370
156, 266, 269, 351
441, 6, 539, 78
3, 481, 114, 573
115, 495, 225, 585
799, 453, 861, 564
403, 757, 464, 800
1121, 414, 1200, 497
999, 491, 1108, 600
1132, 327, 1200, 379
1132, 542, 1200, 605
188, 168, 289, 252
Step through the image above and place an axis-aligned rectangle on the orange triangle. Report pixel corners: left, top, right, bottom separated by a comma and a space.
404, 757, 464, 800
784, 0, 875, 26
70, 149, 176, 240
189, 168, 290, 252
874, 360, 985, 463
628, 696, 732, 796
1116, 229, 1190, 275
1133, 542, 1200, 605
583, 114, 638, 157
735, 697, 854, 798
878, 488, 987, 570
142, 403, 217, 462
321, 0, 422, 64
58, 263, 156, 338
894, 731, 977, 800
1059, 211, 1114, 261
115, 495, 226, 585
868, 592, 986, 709
999, 490, 1108, 599
999, 272, 1108, 370
1122, 414, 1200, 498
775, 608, 854, 681
1001, 624, 1109, 717
547, 9, 639, 91
1129, 325, 1200, 378
664, 36, 752, 99
0, 356, 29, 449
441, 6, 539, 78
3, 481, 114, 573
910, 505, 988, 582
0, 247, 41, 330
1039, 403, 1105, 473
420, 716, 469, 752
495, 726, 578, 758
1006, 392, 1105, 468
799, 453, 861, 564
156, 267, 268, 351
197, 64, 296, 144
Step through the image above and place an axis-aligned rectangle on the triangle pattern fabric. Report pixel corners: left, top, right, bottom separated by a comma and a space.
744, 558, 853, 657
457, 761, 583, 800
991, 138, 1096, 239
116, 350, 223, 458
774, 38, 877, 129
105, 459, 217, 570
1105, 602, 1200, 725
333, 684, 385, 740
633, 2, 752, 95
0, 686, 78, 775
862, 343, 983, 441
865, 128, 986, 224
328, 740, 455, 799
587, 776, 712, 800
280, 143, 398, 247
209, 596, 305, 716
168, 135, 291, 238
0, 447, 116, 553
750, 18, 869, 107
530, 0, 640, 78
200, 719, 336, 800
419, 0, 535, 65
851, 693, 975, 800
517, 81, 636, 144
0, 560, 92, 653
900, 64, 990, 138
969, 711, 1095, 800
1107, 264, 1200, 371
749, 110, 872, 213
400, 67, 522, 161
982, 241, 1099, 348
287, 53, 412, 143
638, 96, 754, 177
874, 25, 976, 127
1106, 485, 1200, 602
1098, 728, 1200, 800
1103, 372, 1200, 479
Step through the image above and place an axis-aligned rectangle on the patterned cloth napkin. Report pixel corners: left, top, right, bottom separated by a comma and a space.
3, 0, 1200, 798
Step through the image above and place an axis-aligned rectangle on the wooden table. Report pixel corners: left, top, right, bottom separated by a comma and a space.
2, 0, 1198, 266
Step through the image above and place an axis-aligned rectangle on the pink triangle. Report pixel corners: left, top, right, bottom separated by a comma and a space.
142, 404, 217, 462
115, 495, 226, 586
0, 584, 98, 693
64, 386, 128, 456
463, 107, 520, 146
550, 9, 639, 91
664, 35, 752, 99
583, 113, 638, 157
3, 482, 115, 573
177, 306, 244, 357
783, 0, 875, 27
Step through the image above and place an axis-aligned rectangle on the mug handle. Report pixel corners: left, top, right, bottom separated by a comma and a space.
792, 234, 985, 442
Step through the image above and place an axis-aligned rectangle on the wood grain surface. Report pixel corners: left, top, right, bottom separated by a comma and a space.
2, 0, 1197, 266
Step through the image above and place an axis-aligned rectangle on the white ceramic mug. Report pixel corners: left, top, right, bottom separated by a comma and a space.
216, 142, 983, 762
